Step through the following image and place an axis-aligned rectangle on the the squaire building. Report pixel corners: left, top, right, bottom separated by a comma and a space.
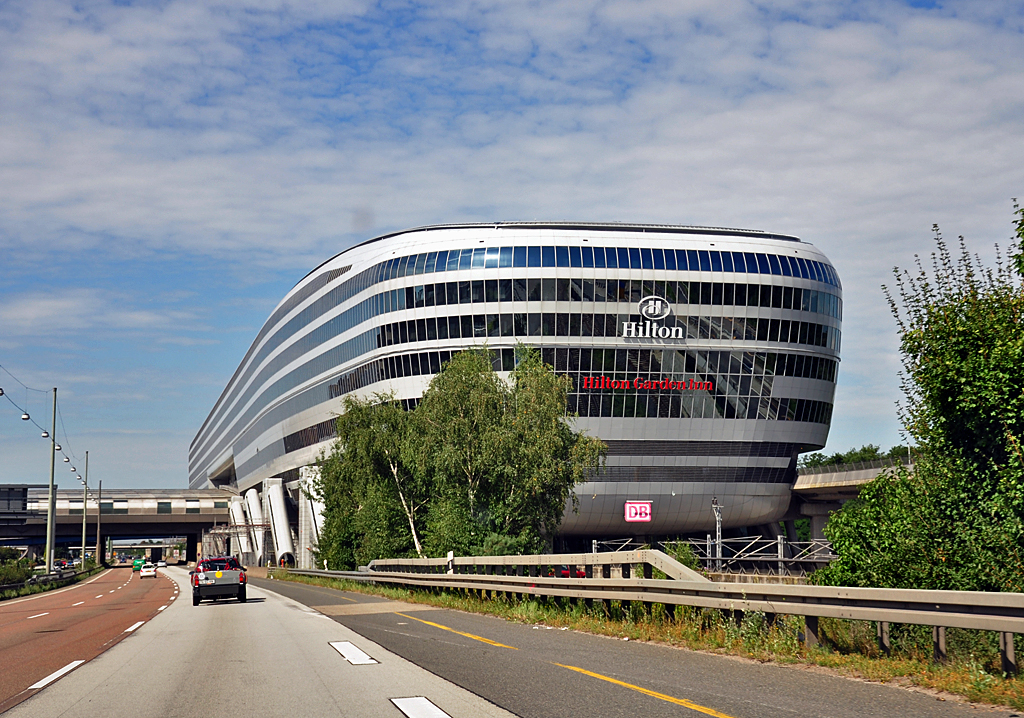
190, 222, 841, 562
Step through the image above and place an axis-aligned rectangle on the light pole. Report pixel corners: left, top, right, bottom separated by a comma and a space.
95, 479, 102, 565
712, 496, 723, 573
44, 388, 57, 574
80, 451, 89, 566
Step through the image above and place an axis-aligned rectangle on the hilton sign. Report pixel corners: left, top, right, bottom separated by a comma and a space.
621, 296, 685, 340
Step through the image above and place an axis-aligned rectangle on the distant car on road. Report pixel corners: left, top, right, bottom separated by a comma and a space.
156, 560, 167, 568
132, 558, 145, 571
191, 557, 247, 605
140, 563, 157, 578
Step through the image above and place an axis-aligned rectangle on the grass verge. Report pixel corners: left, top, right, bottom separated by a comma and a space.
0, 566, 106, 602
269, 569, 1024, 711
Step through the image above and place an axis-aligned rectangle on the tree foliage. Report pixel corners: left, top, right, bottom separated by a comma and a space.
314, 346, 606, 567
817, 206, 1024, 591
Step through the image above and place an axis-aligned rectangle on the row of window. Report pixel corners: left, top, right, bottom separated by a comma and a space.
198, 243, 839, 457
229, 343, 836, 484
202, 277, 839, 456
328, 346, 836, 398
375, 245, 840, 286
374, 312, 841, 351
376, 278, 841, 318
194, 294, 840, 475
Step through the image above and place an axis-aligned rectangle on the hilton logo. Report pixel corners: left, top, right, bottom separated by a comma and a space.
638, 296, 670, 320
622, 295, 684, 340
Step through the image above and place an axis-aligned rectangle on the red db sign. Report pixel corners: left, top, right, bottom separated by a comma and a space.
624, 501, 652, 522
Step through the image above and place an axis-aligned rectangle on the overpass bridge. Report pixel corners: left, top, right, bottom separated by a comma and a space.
0, 486, 233, 563
788, 457, 913, 540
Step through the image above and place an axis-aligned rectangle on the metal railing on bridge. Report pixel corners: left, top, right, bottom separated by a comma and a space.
592, 536, 837, 577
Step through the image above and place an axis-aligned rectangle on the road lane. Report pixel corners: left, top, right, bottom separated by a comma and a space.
252, 577, 1018, 718
0, 566, 177, 712
5, 567, 514, 718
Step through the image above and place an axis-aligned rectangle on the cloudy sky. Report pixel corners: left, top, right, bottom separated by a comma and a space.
1, 0, 1022, 489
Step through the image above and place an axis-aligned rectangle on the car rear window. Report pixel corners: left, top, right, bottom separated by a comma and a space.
201, 559, 241, 571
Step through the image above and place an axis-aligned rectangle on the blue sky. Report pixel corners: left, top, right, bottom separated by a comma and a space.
1, 0, 1023, 488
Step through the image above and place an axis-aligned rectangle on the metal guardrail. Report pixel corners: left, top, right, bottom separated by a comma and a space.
0, 566, 96, 594
285, 549, 1022, 672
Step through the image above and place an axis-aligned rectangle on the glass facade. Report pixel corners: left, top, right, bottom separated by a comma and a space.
191, 223, 841, 537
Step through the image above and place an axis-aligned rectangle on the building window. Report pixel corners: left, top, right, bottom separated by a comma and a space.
186, 500, 200, 514
158, 501, 172, 514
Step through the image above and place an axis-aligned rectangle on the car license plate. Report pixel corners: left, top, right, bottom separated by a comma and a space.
199, 580, 215, 585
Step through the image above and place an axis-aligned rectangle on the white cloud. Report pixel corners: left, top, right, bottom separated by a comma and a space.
1, 0, 1022, 482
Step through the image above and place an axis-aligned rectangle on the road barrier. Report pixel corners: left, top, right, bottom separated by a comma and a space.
285, 549, 1023, 674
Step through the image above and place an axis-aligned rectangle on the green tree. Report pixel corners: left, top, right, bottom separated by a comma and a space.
817, 207, 1024, 591
315, 345, 606, 565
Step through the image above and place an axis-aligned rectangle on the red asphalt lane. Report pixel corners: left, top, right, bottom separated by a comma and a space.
0, 566, 179, 713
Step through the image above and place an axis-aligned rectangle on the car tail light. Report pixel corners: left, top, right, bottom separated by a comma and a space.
239, 572, 246, 584
192, 573, 199, 587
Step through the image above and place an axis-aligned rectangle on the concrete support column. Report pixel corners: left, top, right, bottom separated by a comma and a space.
185, 533, 198, 564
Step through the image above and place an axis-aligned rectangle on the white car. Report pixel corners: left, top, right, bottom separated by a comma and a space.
139, 563, 157, 578
156, 561, 167, 568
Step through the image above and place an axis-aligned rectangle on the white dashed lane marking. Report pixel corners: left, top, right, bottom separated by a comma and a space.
28, 661, 85, 690
72, 601, 84, 606
390, 697, 452, 718
124, 621, 145, 633
329, 641, 378, 665
94, 595, 103, 599
27, 613, 49, 620
157, 605, 167, 611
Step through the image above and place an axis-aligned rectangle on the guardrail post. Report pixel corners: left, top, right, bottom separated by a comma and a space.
876, 621, 891, 656
1001, 632, 1017, 676
804, 615, 819, 648
932, 626, 947, 663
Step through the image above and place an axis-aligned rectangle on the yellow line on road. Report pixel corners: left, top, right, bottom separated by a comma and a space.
395, 613, 518, 650
553, 663, 737, 718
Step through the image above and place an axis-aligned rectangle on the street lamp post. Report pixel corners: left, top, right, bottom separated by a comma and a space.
95, 479, 102, 566
44, 388, 57, 574
80, 451, 89, 566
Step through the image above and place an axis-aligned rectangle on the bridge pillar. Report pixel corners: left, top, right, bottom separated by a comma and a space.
151, 547, 163, 562
186, 534, 198, 564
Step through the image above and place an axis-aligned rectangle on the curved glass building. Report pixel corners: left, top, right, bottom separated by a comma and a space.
190, 222, 841, 540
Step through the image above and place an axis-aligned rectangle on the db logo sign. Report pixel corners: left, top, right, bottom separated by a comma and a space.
624, 501, 653, 522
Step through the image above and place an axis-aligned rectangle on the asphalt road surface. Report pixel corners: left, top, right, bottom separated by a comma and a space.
0, 565, 174, 712
4, 566, 513, 718
254, 576, 1022, 718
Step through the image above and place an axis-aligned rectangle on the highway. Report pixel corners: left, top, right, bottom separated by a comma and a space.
3, 567, 512, 718
1, 567, 1017, 717
255, 577, 1018, 718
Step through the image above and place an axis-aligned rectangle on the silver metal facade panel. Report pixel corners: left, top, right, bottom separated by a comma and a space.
191, 225, 841, 536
